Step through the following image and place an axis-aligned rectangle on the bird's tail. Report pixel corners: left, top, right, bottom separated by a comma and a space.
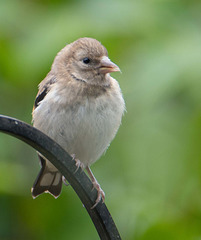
31, 155, 62, 198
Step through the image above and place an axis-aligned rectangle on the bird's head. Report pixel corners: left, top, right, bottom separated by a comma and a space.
52, 37, 120, 86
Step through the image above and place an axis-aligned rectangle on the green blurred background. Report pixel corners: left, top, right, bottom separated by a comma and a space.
1, 0, 201, 239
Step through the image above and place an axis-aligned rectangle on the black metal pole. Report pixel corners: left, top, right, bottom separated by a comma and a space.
0, 115, 121, 240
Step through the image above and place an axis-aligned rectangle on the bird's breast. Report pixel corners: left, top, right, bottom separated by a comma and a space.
33, 81, 125, 167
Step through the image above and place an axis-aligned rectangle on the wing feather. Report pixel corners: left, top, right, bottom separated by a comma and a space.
33, 74, 56, 110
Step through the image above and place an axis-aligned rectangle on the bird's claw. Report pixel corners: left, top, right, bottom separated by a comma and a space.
91, 181, 105, 209
75, 159, 85, 173
75, 160, 85, 172
71, 154, 85, 172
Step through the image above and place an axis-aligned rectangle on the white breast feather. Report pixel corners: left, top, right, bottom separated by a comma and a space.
33, 80, 125, 167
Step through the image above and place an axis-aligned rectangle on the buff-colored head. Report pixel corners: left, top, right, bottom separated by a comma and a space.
52, 37, 120, 85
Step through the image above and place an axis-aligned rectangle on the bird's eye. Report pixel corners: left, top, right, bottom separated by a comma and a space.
82, 57, 90, 64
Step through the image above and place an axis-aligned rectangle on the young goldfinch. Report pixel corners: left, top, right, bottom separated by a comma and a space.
32, 37, 125, 207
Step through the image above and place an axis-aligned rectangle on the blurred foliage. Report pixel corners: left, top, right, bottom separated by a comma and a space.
0, 0, 201, 239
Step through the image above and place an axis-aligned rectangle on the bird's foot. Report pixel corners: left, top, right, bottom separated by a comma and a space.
71, 154, 85, 172
75, 159, 85, 172
91, 180, 105, 209
86, 166, 105, 209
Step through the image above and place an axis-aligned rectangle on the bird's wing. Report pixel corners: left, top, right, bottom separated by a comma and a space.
33, 74, 56, 110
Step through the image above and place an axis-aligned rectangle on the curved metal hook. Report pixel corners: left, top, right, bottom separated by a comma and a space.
0, 115, 121, 240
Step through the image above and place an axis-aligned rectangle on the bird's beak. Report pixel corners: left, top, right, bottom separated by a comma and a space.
99, 56, 121, 74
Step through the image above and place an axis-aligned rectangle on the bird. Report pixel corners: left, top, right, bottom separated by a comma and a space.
31, 37, 125, 208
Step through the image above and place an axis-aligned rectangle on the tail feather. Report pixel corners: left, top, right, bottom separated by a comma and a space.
32, 155, 62, 198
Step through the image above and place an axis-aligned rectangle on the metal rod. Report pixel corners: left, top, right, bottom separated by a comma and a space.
0, 115, 121, 240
